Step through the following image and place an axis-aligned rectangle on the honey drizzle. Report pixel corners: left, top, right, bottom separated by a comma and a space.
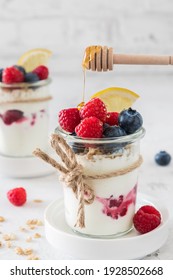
79, 45, 101, 107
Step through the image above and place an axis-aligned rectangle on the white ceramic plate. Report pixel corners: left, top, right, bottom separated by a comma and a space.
0, 152, 55, 178
44, 193, 170, 260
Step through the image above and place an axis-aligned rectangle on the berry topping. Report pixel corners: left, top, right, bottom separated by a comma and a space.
106, 112, 119, 126
59, 108, 81, 133
118, 108, 143, 134
7, 187, 27, 206
0, 68, 3, 82
155, 151, 171, 166
2, 66, 24, 84
133, 205, 161, 234
75, 116, 103, 138
32, 65, 49, 80
14, 65, 26, 76
24, 72, 40, 83
80, 98, 107, 122
103, 124, 126, 138
2, 110, 24, 125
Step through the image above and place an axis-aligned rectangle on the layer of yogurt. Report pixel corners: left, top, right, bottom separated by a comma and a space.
0, 79, 51, 157
0, 101, 49, 157
63, 143, 140, 236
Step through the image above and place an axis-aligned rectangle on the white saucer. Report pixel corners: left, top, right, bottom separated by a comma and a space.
0, 152, 55, 178
44, 193, 170, 260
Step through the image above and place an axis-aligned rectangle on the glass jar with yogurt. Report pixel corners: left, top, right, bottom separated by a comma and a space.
0, 79, 51, 157
56, 126, 145, 238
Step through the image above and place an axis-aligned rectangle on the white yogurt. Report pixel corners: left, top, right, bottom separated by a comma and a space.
63, 144, 140, 237
0, 81, 51, 157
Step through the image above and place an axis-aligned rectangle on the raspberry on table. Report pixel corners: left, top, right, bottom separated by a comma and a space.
133, 205, 161, 234
58, 108, 81, 133
7, 187, 27, 206
2, 66, 24, 84
80, 98, 107, 122
32, 65, 49, 80
75, 116, 103, 138
106, 112, 119, 126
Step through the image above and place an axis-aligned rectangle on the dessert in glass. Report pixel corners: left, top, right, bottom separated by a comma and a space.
55, 96, 145, 237
34, 90, 145, 238
0, 59, 52, 157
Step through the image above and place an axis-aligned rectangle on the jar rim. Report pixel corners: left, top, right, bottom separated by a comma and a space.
55, 126, 146, 144
0, 78, 51, 89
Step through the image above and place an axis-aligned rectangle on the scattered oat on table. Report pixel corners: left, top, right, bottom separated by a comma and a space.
23, 248, 33, 255
28, 225, 35, 230
3, 233, 16, 241
27, 254, 39, 260
15, 247, 24, 255
19, 226, 27, 232
6, 241, 12, 248
26, 219, 38, 225
15, 247, 33, 256
33, 199, 43, 203
0, 216, 5, 222
26, 236, 32, 242
34, 233, 41, 238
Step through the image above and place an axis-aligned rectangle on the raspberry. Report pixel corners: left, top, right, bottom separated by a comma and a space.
80, 98, 107, 122
133, 205, 161, 234
2, 66, 24, 84
32, 65, 49, 80
59, 108, 81, 133
75, 116, 103, 138
7, 187, 27, 206
2, 110, 24, 125
106, 112, 119, 126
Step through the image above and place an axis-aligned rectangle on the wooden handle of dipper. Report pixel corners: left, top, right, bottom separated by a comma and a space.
84, 46, 173, 71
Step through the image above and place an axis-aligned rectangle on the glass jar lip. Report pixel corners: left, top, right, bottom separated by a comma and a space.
55, 126, 146, 144
0, 78, 51, 89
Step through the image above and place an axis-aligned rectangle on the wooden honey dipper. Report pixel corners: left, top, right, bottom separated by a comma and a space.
83, 45, 173, 71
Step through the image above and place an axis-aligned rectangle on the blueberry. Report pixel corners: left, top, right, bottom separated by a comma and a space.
24, 72, 40, 83
103, 124, 126, 138
155, 151, 171, 166
0, 68, 3, 82
118, 108, 143, 134
14, 65, 26, 76
101, 124, 127, 154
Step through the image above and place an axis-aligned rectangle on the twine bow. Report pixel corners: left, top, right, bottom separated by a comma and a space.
34, 134, 94, 228
33, 133, 143, 229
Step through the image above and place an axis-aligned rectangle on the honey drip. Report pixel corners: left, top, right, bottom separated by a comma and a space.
78, 46, 102, 108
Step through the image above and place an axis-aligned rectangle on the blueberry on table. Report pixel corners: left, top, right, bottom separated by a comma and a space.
155, 151, 171, 166
118, 108, 143, 134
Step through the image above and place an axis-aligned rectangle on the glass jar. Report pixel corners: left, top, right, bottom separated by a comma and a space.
56, 126, 145, 238
0, 79, 51, 157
